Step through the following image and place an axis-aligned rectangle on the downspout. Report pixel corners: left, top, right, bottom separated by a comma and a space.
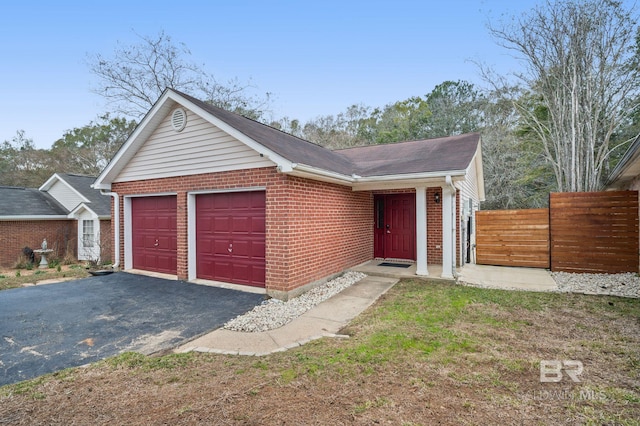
100, 190, 120, 269
445, 175, 457, 277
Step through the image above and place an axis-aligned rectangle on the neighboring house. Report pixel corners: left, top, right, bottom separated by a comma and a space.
607, 134, 640, 190
0, 173, 111, 266
93, 88, 485, 299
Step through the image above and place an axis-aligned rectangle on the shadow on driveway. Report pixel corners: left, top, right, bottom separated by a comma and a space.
0, 272, 264, 386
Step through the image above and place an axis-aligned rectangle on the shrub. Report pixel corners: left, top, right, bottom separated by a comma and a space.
13, 255, 32, 270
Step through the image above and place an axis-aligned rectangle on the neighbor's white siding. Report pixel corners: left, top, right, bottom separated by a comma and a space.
46, 180, 83, 211
115, 108, 275, 182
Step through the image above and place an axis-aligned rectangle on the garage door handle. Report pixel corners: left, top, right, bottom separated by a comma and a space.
154, 239, 159, 247
228, 243, 233, 253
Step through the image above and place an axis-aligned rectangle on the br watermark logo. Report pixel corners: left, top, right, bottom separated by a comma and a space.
540, 360, 583, 383
530, 360, 606, 401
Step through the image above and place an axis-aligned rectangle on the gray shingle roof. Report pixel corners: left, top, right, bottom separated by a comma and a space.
56, 173, 111, 216
0, 187, 68, 216
174, 90, 361, 175
339, 133, 481, 176
173, 89, 480, 177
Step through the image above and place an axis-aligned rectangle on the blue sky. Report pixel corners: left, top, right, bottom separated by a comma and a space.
2, 0, 552, 149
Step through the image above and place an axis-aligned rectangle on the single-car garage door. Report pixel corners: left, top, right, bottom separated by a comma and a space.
131, 196, 177, 275
196, 191, 266, 287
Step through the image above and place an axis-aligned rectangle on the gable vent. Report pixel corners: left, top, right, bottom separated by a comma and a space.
171, 108, 187, 132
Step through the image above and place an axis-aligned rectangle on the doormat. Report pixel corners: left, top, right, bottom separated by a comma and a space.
378, 262, 412, 268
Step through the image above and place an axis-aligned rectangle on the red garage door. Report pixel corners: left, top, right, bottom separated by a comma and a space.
196, 191, 266, 287
131, 196, 177, 275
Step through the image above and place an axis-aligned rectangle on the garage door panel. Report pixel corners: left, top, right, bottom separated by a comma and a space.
253, 241, 266, 257
131, 196, 177, 275
196, 191, 266, 287
252, 217, 266, 233
213, 217, 231, 232
213, 240, 232, 256
231, 240, 250, 256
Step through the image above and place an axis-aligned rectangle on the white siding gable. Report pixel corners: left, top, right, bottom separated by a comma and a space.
460, 154, 480, 206
46, 180, 83, 211
115, 107, 275, 182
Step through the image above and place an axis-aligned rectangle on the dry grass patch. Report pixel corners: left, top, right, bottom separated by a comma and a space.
0, 264, 90, 290
1, 279, 638, 425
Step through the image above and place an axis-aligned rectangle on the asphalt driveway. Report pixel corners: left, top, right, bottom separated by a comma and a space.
0, 272, 264, 386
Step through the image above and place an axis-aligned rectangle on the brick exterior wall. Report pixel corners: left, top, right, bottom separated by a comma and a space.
0, 220, 76, 267
111, 167, 373, 296
99, 219, 113, 264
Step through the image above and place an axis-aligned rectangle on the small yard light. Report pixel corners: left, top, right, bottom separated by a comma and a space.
434, 192, 440, 204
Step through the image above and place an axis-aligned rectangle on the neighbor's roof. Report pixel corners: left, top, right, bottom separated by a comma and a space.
56, 173, 111, 216
0, 187, 68, 217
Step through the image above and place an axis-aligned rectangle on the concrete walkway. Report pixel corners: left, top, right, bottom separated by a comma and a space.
175, 263, 559, 357
176, 275, 398, 356
457, 263, 558, 292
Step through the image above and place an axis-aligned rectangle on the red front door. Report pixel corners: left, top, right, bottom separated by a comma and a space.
374, 194, 416, 260
131, 196, 177, 274
196, 191, 266, 287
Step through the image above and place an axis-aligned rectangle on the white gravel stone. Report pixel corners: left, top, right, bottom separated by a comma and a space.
223, 271, 367, 332
552, 271, 640, 298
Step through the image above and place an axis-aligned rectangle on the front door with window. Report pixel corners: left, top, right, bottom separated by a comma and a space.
374, 194, 416, 260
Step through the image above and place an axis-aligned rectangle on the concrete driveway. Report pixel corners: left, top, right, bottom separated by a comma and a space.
0, 272, 264, 386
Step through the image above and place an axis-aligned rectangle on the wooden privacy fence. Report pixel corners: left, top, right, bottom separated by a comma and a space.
475, 208, 550, 268
475, 191, 639, 273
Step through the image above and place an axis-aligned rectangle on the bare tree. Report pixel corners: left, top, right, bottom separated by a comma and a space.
88, 30, 271, 120
489, 0, 640, 191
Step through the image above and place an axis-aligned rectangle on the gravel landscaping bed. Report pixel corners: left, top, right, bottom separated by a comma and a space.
552, 271, 640, 298
223, 271, 367, 332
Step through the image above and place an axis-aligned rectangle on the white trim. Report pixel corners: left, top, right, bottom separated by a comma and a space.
78, 216, 100, 261
67, 203, 99, 219
124, 196, 133, 270
352, 174, 465, 191
40, 173, 91, 203
93, 89, 294, 189
187, 193, 196, 281
468, 141, 485, 201
355, 170, 467, 183
286, 164, 353, 185
0, 215, 69, 221
188, 186, 266, 195
187, 187, 267, 282
179, 96, 293, 170
101, 190, 120, 268
123, 191, 177, 198
441, 176, 457, 279
415, 186, 428, 276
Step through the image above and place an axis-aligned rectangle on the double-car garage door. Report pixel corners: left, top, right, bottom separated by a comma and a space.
131, 191, 266, 287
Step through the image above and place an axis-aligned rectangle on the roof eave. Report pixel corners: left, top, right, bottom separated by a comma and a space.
351, 170, 467, 191
606, 134, 640, 188
471, 139, 486, 201
0, 215, 70, 221
285, 163, 354, 186
94, 89, 293, 188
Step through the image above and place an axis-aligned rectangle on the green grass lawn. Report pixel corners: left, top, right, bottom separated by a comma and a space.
1, 279, 639, 425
